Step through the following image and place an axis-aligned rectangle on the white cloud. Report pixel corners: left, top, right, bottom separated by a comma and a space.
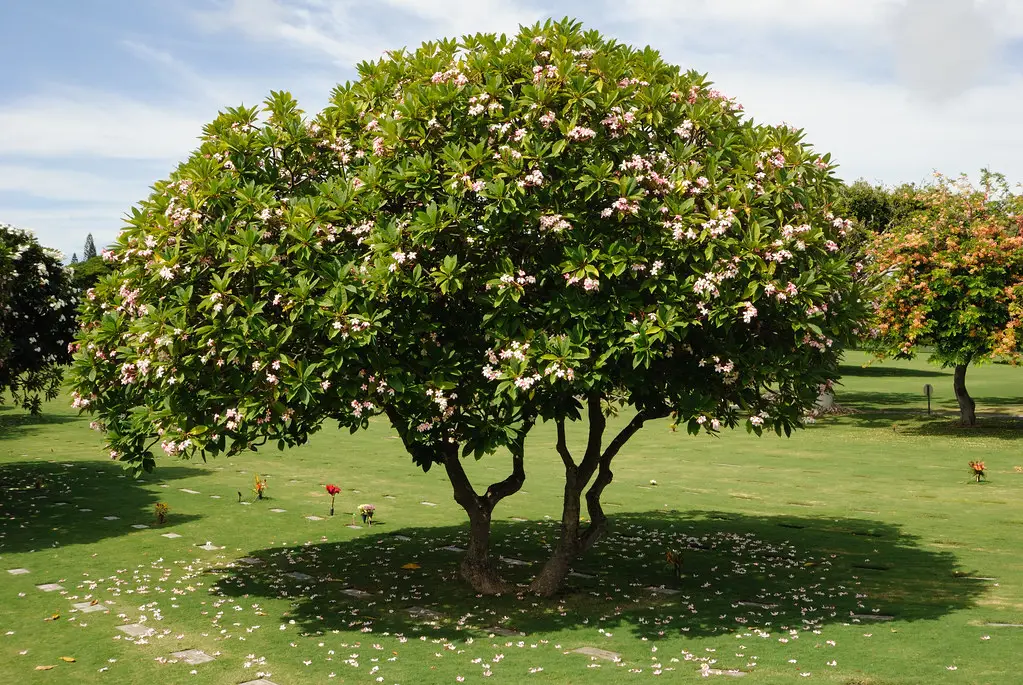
0, 164, 149, 204
889, 0, 1002, 99
2, 205, 128, 259
192, 0, 541, 64
0, 90, 209, 161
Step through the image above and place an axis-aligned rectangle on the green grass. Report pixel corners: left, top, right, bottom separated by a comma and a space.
1, 350, 1022, 684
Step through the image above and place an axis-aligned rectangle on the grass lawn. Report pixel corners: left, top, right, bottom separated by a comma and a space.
1, 350, 1022, 684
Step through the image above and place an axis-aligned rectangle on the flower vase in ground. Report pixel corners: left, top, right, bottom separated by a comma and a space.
358, 504, 375, 525
969, 460, 985, 483
326, 484, 340, 516
253, 474, 267, 500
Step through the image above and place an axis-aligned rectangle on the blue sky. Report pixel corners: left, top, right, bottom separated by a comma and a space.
2, 0, 1021, 259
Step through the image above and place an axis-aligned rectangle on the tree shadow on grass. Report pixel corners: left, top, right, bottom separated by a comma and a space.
826, 408, 1023, 439
212, 509, 984, 641
0, 406, 84, 441
839, 364, 949, 379
0, 461, 205, 554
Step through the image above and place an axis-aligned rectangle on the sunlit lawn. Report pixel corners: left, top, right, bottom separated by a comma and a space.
0, 350, 1021, 684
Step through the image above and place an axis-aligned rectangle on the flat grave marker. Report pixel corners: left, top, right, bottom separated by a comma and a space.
170, 649, 215, 665
570, 647, 621, 661
72, 601, 108, 613
116, 624, 155, 638
36, 583, 64, 592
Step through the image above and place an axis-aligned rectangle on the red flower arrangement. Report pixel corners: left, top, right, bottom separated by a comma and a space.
326, 484, 341, 516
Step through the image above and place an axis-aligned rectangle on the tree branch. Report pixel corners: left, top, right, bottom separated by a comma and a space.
442, 441, 481, 511
555, 418, 574, 469
485, 416, 534, 507
579, 406, 670, 550
575, 392, 607, 485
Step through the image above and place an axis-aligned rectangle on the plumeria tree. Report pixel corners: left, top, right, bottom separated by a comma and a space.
866, 171, 1023, 426
0, 223, 78, 414
71, 19, 861, 595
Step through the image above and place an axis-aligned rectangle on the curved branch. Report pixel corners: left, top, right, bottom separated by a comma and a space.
486, 416, 533, 506
555, 418, 574, 469
580, 406, 670, 549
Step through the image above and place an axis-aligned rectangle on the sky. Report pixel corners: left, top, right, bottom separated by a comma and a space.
1, 0, 1021, 260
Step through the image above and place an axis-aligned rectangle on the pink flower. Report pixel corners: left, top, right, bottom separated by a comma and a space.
566, 126, 597, 142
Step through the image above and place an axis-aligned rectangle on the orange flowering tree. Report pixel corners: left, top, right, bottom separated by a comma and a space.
866, 171, 1023, 425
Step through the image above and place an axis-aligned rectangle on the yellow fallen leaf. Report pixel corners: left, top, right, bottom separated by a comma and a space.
60, 656, 76, 662
401, 563, 421, 570
44, 612, 60, 621
35, 665, 54, 671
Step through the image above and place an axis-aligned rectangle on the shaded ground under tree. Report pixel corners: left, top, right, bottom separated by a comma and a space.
0, 460, 205, 554
212, 510, 985, 640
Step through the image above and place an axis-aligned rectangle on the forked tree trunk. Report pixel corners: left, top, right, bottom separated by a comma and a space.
528, 398, 667, 597
385, 407, 532, 595
443, 438, 529, 595
953, 363, 977, 426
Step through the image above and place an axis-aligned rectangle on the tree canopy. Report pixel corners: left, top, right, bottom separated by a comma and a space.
0, 223, 78, 414
865, 171, 1023, 425
70, 18, 861, 594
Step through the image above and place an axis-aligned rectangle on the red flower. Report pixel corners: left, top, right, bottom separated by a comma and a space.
326, 484, 341, 496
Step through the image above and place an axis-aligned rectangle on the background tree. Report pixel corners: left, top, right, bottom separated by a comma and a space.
70, 254, 111, 292
0, 223, 79, 414
865, 171, 1023, 425
70, 252, 79, 264
70, 19, 861, 595
83, 233, 97, 260
837, 180, 923, 235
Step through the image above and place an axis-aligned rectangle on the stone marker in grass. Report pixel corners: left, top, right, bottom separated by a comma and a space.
239, 680, 279, 685
7, 568, 29, 575
441, 545, 466, 552
407, 606, 442, 620
420, 501, 437, 506
72, 601, 108, 613
162, 533, 182, 539
103, 516, 119, 520
500, 556, 529, 566
570, 647, 621, 661
269, 508, 286, 513
36, 583, 63, 592
116, 624, 155, 637
237, 557, 264, 566
131, 524, 149, 529
305, 515, 323, 521
486, 626, 522, 637
197, 542, 223, 550
341, 588, 372, 598
170, 649, 215, 665
180, 489, 200, 494
286, 572, 313, 581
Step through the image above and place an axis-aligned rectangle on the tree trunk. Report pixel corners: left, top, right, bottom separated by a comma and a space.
529, 468, 585, 596
953, 363, 976, 426
528, 400, 668, 597
384, 407, 533, 595
460, 501, 510, 594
